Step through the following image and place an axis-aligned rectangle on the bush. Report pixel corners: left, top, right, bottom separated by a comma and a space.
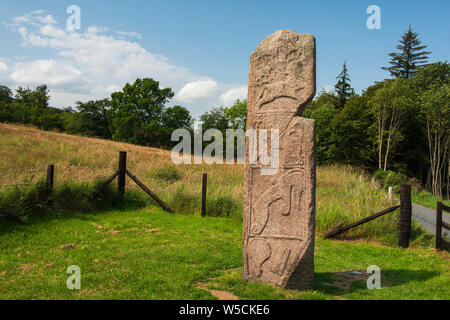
206, 195, 242, 219
150, 166, 183, 183
0, 177, 147, 223
374, 169, 409, 191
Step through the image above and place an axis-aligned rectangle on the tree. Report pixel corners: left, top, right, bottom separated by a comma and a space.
304, 89, 339, 117
382, 26, 431, 79
224, 99, 247, 130
75, 99, 111, 138
0, 86, 13, 104
419, 84, 449, 198
200, 107, 229, 133
309, 102, 338, 164
329, 96, 375, 167
32, 85, 50, 109
371, 79, 414, 171
160, 105, 193, 149
412, 62, 450, 198
335, 62, 355, 108
109, 78, 174, 146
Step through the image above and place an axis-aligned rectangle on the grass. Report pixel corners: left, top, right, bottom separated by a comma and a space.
0, 207, 448, 300
0, 123, 434, 246
412, 188, 450, 210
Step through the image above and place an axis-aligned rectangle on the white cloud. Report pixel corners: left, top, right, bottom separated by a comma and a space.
115, 31, 143, 40
4, 10, 247, 117
219, 86, 247, 106
0, 61, 7, 72
10, 60, 82, 86
175, 79, 218, 103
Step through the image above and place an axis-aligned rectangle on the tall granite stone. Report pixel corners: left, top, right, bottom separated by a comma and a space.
243, 30, 316, 290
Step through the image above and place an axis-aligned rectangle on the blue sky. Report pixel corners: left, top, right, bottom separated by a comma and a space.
0, 0, 449, 118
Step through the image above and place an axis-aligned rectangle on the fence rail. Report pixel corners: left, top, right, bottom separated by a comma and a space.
326, 184, 412, 249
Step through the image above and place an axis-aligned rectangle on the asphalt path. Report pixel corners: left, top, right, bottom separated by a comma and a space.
412, 203, 450, 238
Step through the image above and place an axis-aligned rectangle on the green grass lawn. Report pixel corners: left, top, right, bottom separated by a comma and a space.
412, 189, 450, 210
1, 207, 448, 300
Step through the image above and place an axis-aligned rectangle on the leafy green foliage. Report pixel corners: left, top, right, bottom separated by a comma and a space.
224, 99, 247, 130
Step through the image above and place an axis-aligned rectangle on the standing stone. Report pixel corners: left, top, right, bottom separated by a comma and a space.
243, 30, 316, 290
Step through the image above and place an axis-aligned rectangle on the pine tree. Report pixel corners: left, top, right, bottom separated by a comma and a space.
335, 62, 354, 109
382, 26, 431, 79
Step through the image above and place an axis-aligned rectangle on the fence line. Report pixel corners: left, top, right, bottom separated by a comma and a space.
1, 152, 447, 252
326, 184, 412, 248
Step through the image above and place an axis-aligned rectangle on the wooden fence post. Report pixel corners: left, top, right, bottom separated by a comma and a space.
201, 173, 207, 217
47, 164, 54, 193
398, 184, 412, 248
118, 151, 127, 197
436, 202, 443, 250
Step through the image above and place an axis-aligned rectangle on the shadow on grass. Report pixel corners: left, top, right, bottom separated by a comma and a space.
0, 180, 157, 237
314, 269, 440, 295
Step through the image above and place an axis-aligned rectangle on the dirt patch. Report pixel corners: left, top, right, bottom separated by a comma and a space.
146, 228, 160, 233
196, 282, 239, 300
59, 244, 77, 250
21, 265, 34, 273
322, 270, 369, 293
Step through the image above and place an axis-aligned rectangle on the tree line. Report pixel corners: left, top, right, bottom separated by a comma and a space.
0, 78, 193, 150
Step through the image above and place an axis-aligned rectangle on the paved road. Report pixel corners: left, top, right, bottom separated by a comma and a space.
412, 203, 450, 237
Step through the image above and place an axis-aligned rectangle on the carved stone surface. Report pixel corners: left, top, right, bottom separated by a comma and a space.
243, 30, 316, 290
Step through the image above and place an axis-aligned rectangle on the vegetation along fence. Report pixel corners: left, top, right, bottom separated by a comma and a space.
0, 151, 223, 218
325, 185, 413, 248
436, 202, 450, 250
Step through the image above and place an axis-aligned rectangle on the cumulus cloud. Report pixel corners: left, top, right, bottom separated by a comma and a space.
3, 10, 247, 117
0, 61, 7, 72
175, 79, 218, 103
10, 60, 82, 86
219, 86, 247, 106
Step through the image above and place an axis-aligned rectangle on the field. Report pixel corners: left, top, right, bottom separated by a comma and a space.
0, 123, 449, 300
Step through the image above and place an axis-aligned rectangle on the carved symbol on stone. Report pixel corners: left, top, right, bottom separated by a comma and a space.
270, 248, 291, 276
251, 171, 304, 235
248, 239, 272, 278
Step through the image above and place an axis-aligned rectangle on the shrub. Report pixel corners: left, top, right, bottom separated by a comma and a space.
150, 166, 183, 183
374, 169, 409, 191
